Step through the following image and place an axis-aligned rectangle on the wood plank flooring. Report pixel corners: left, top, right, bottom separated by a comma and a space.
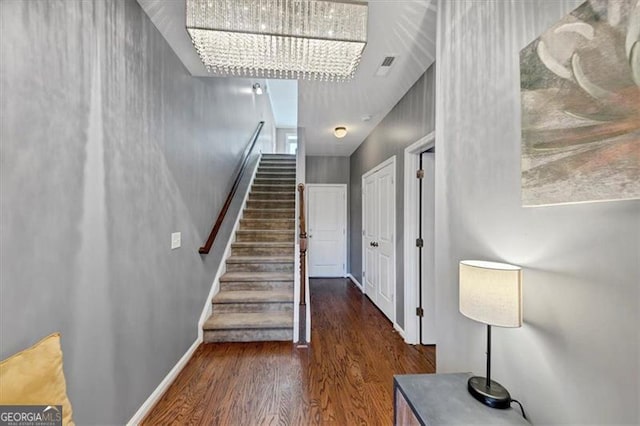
142, 278, 435, 425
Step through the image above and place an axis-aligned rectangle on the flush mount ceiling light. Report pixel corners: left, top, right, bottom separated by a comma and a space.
334, 126, 347, 138
186, 0, 368, 81
252, 83, 263, 95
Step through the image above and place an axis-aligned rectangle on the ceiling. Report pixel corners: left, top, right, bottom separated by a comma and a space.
137, 0, 437, 157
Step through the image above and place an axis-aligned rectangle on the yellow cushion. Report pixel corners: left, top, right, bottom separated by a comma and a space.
0, 332, 74, 425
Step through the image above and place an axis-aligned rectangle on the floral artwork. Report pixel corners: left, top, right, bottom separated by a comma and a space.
520, 0, 640, 206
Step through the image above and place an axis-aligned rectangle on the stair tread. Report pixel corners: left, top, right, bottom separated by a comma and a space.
240, 217, 295, 223
237, 229, 294, 233
204, 312, 293, 330
248, 201, 294, 204
250, 191, 295, 195
254, 177, 296, 180
231, 242, 294, 246
251, 186, 295, 190
220, 271, 294, 282
244, 208, 294, 212
213, 290, 294, 303
227, 256, 294, 263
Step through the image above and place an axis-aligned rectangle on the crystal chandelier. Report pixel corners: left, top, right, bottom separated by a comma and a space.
186, 0, 368, 82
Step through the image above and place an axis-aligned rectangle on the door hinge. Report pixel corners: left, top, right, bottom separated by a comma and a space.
362, 271, 366, 277
416, 238, 424, 248
416, 307, 424, 317
417, 169, 424, 179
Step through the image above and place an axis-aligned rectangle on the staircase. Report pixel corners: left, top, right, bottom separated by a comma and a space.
203, 154, 296, 342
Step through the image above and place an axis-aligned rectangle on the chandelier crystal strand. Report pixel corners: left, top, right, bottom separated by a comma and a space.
186, 0, 367, 81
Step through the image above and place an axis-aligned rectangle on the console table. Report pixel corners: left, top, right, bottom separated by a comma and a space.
394, 373, 530, 425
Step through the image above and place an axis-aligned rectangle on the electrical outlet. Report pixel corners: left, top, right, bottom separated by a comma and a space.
171, 232, 181, 249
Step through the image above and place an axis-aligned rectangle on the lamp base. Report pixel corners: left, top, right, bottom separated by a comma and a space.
467, 376, 511, 409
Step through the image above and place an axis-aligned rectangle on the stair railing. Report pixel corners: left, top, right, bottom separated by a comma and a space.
199, 121, 265, 254
297, 183, 308, 345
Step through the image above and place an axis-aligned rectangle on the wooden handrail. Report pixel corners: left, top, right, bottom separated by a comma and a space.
199, 121, 265, 254
297, 183, 308, 344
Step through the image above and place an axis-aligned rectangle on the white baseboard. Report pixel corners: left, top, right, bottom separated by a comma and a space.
347, 273, 364, 292
127, 337, 201, 425
394, 323, 406, 339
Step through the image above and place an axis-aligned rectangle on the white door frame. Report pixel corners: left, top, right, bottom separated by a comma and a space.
362, 155, 397, 325
306, 184, 348, 277
403, 132, 436, 345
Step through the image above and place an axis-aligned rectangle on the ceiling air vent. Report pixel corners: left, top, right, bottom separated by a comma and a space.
375, 56, 396, 77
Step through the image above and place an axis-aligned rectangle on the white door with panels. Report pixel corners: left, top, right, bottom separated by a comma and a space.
307, 185, 347, 277
362, 157, 396, 322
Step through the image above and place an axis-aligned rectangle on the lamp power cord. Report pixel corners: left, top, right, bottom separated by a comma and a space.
510, 399, 527, 420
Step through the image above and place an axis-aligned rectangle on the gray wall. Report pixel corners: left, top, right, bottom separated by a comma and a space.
306, 156, 350, 185
276, 127, 296, 154
435, 1, 640, 424
0, 1, 273, 424
349, 65, 436, 328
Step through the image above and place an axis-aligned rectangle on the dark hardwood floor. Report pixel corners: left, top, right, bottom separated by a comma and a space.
142, 278, 435, 425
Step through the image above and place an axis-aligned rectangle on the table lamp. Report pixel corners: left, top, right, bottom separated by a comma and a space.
459, 260, 522, 409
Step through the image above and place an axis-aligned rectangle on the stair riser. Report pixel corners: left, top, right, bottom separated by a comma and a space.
258, 167, 296, 174
231, 246, 294, 256
256, 168, 296, 175
257, 170, 296, 175
249, 192, 295, 200
226, 262, 294, 273
204, 329, 292, 343
261, 155, 296, 159
213, 302, 293, 313
256, 175, 297, 182
246, 200, 295, 209
236, 232, 294, 242
259, 162, 296, 167
258, 163, 296, 169
243, 210, 294, 219
220, 281, 293, 291
259, 161, 296, 166
252, 185, 296, 192
254, 179, 296, 185
240, 220, 295, 230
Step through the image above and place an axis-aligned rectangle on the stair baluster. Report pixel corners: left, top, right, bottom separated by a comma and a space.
297, 183, 308, 345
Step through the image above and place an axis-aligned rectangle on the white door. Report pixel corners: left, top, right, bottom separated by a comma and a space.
420, 152, 436, 344
363, 176, 378, 296
362, 158, 396, 322
307, 185, 347, 277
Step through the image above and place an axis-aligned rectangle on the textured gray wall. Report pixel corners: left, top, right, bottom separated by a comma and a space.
435, 1, 640, 424
306, 156, 351, 272
0, 0, 273, 423
306, 156, 350, 185
349, 66, 436, 328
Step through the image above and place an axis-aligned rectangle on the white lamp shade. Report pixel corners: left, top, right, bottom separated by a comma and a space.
459, 260, 522, 328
